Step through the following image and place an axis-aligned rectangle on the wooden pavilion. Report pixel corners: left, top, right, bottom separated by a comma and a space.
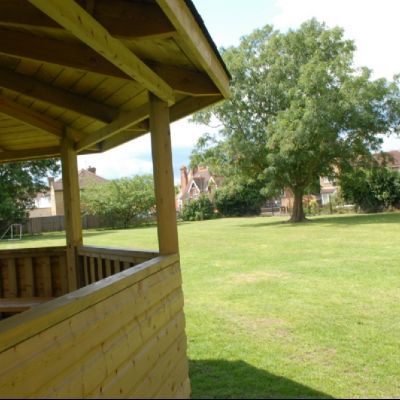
0, 1, 230, 398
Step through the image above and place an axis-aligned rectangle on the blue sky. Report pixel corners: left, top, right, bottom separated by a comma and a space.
79, 0, 400, 181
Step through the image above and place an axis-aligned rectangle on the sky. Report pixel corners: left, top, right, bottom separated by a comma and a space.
78, 0, 400, 182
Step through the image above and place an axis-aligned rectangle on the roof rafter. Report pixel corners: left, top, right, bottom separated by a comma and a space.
0, 68, 117, 123
76, 104, 149, 152
0, 146, 60, 163
0, 0, 176, 40
0, 95, 64, 138
156, 0, 230, 99
28, 0, 175, 104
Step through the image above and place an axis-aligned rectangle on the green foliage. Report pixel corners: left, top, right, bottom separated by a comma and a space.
81, 174, 155, 228
214, 182, 265, 217
0, 159, 60, 232
191, 19, 400, 222
340, 166, 400, 212
180, 195, 215, 221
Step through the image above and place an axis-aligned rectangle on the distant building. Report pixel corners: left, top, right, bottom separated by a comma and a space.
30, 167, 108, 218
176, 165, 224, 210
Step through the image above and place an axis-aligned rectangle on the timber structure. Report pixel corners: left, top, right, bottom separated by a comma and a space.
0, 1, 230, 398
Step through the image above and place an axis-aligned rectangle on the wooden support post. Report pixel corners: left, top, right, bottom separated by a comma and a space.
60, 137, 83, 291
149, 93, 179, 255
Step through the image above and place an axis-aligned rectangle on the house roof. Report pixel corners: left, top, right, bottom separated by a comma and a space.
0, 0, 230, 164
374, 150, 400, 170
53, 169, 108, 191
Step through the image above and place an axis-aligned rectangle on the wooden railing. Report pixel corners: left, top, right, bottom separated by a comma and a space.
0, 246, 68, 299
77, 245, 159, 287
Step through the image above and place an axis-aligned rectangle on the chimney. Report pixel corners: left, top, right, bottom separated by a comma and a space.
47, 176, 54, 188
180, 165, 188, 193
88, 166, 96, 174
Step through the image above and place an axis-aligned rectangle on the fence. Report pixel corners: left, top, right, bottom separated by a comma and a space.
23, 214, 157, 235
23, 215, 102, 235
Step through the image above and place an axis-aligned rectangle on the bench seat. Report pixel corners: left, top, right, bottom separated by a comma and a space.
0, 298, 53, 313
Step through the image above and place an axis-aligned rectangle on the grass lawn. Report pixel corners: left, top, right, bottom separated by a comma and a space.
2, 213, 400, 399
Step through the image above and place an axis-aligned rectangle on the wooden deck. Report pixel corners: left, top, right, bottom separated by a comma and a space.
0, 248, 189, 398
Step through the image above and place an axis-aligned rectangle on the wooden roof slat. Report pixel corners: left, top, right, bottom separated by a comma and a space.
0, 0, 176, 40
0, 95, 64, 138
148, 62, 220, 96
0, 28, 128, 79
0, 68, 117, 123
28, 0, 175, 104
156, 0, 230, 99
0, 146, 60, 163
75, 104, 149, 152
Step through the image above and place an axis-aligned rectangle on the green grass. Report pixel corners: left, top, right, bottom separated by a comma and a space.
2, 213, 400, 399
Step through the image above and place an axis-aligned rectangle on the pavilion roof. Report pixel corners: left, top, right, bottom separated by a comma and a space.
0, 0, 230, 164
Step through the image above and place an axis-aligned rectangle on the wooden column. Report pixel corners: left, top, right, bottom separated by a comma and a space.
60, 136, 83, 290
149, 93, 179, 255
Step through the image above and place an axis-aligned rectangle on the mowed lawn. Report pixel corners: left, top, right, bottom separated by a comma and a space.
2, 213, 400, 399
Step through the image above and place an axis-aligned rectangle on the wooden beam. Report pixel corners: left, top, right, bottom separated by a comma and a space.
29, 0, 175, 104
0, 68, 117, 123
147, 63, 220, 96
0, 95, 64, 138
100, 129, 146, 153
0, 146, 60, 163
156, 0, 230, 99
0, 0, 176, 40
169, 95, 224, 123
76, 104, 149, 152
149, 93, 179, 255
0, 28, 128, 80
60, 137, 83, 291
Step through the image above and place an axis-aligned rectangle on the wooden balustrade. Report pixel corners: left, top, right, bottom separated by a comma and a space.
77, 245, 159, 287
0, 247, 68, 299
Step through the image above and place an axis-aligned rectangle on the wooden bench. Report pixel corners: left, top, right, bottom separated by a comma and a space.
0, 298, 53, 314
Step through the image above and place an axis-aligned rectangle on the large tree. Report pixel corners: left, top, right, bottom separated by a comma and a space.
191, 19, 400, 222
0, 160, 60, 233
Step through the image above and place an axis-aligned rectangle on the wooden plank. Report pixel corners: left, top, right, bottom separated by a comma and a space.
0, 298, 52, 313
148, 62, 220, 96
0, 255, 179, 354
58, 255, 68, 295
97, 256, 104, 280
29, 0, 175, 104
60, 137, 83, 291
0, 269, 183, 397
39, 256, 53, 297
105, 259, 112, 278
89, 257, 96, 283
0, 28, 128, 80
24, 257, 35, 297
0, 0, 176, 40
83, 256, 89, 287
150, 94, 179, 255
156, 0, 231, 99
114, 260, 121, 274
75, 104, 149, 152
0, 68, 117, 123
0, 146, 60, 163
0, 95, 64, 137
7, 258, 18, 297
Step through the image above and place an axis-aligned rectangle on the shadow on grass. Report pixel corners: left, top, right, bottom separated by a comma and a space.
239, 212, 400, 229
190, 359, 334, 399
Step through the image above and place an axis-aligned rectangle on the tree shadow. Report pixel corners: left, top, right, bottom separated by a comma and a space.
239, 212, 400, 229
190, 359, 334, 399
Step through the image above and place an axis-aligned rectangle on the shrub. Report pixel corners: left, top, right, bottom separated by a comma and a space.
181, 195, 215, 221
215, 183, 265, 217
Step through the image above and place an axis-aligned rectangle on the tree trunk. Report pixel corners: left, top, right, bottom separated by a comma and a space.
290, 189, 307, 223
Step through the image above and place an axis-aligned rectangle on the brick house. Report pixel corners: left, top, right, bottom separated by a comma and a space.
30, 166, 108, 218
176, 165, 224, 211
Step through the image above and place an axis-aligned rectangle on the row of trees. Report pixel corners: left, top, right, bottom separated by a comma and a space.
191, 19, 400, 222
